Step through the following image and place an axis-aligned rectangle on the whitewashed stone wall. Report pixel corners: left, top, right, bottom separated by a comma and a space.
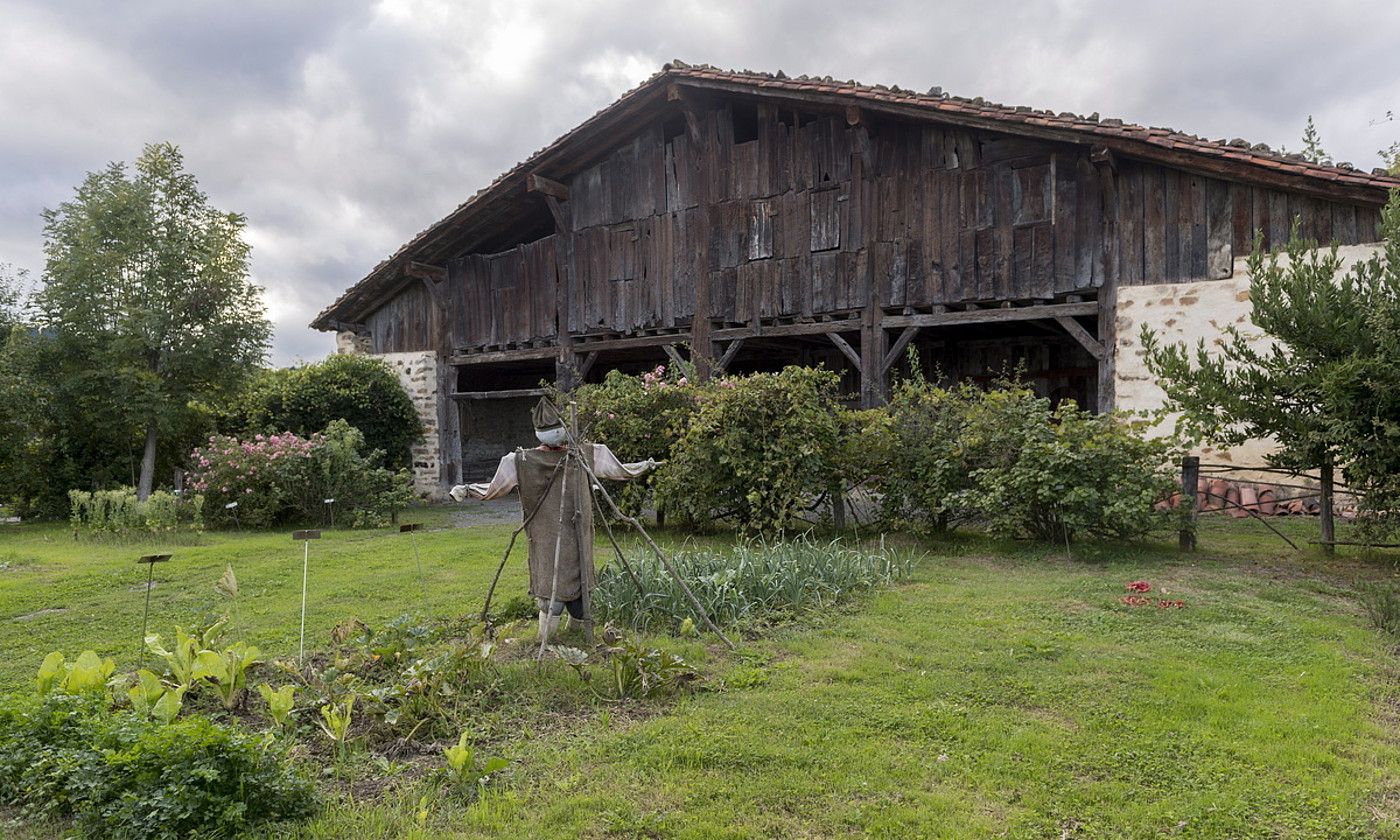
1114, 242, 1383, 474
336, 331, 445, 500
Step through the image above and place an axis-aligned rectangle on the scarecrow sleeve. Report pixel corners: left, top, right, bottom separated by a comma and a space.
452, 454, 519, 501
591, 444, 657, 481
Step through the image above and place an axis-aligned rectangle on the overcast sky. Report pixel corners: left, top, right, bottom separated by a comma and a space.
2, 0, 1397, 365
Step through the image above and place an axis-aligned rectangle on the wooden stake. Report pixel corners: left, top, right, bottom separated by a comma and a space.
1179, 455, 1199, 551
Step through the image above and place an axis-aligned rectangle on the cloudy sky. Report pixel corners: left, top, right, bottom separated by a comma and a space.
3, 0, 1397, 364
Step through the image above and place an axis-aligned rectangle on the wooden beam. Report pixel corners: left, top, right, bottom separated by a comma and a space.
1055, 316, 1107, 360
666, 82, 704, 146
881, 301, 1098, 329
1097, 282, 1118, 412
576, 332, 687, 353
576, 350, 599, 382
450, 388, 549, 400
449, 346, 560, 365
716, 338, 745, 372
543, 195, 569, 232
713, 319, 863, 340
326, 319, 368, 334
405, 261, 447, 284
826, 332, 862, 369
526, 173, 569, 201
663, 344, 688, 370
881, 326, 921, 374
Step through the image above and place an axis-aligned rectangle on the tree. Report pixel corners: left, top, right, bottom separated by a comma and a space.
1300, 115, 1331, 165
35, 143, 269, 499
218, 354, 421, 470
1142, 191, 1400, 546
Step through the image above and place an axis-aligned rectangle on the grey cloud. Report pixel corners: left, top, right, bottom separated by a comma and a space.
2, 0, 1396, 364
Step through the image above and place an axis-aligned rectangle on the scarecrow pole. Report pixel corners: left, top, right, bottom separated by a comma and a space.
293, 530, 321, 667
559, 409, 734, 650
535, 451, 572, 660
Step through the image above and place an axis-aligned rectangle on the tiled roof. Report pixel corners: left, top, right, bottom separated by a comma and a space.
311, 62, 1400, 330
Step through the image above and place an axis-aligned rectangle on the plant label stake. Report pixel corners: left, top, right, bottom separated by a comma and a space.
324, 498, 336, 528
135, 554, 171, 669
225, 500, 241, 532
293, 530, 321, 667
399, 523, 430, 613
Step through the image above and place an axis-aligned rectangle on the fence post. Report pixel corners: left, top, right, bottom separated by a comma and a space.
830, 482, 847, 530
1319, 461, 1335, 556
1179, 455, 1200, 551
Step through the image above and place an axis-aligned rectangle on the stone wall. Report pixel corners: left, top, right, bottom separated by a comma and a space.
1113, 242, 1383, 474
336, 330, 445, 500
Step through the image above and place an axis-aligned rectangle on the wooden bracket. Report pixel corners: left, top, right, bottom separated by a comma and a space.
576, 350, 599, 382
844, 105, 862, 126
526, 173, 569, 201
1089, 144, 1117, 170
663, 343, 689, 370
1055, 316, 1107, 360
716, 338, 745, 372
406, 261, 447, 284
826, 332, 862, 369
666, 82, 704, 145
881, 326, 920, 374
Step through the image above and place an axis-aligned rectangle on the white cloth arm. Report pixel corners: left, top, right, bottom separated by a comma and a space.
449, 454, 518, 501
591, 444, 657, 481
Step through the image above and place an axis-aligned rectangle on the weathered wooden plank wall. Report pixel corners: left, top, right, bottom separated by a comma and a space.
365, 96, 1386, 354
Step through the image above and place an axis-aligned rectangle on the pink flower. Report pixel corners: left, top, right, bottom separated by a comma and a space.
1126, 581, 1151, 593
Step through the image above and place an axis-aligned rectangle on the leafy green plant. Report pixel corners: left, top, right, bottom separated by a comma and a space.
442, 731, 508, 798
553, 637, 695, 701
126, 669, 184, 724
318, 694, 357, 765
67, 488, 203, 540
258, 683, 297, 731
0, 692, 316, 837
36, 650, 116, 696
193, 641, 262, 710
145, 619, 226, 692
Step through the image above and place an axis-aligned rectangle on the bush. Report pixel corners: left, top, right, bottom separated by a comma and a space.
189, 419, 411, 529
1358, 580, 1400, 637
957, 389, 1179, 542
0, 693, 317, 838
655, 366, 843, 535
593, 537, 919, 631
222, 354, 421, 470
68, 488, 203, 538
574, 364, 703, 514
875, 371, 985, 534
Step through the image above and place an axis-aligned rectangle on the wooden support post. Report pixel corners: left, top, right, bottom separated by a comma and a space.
881, 326, 920, 374
692, 265, 713, 381
1096, 282, 1118, 413
1179, 455, 1200, 551
1320, 461, 1335, 556
859, 309, 887, 408
830, 482, 846, 530
826, 332, 862, 369
716, 338, 745, 373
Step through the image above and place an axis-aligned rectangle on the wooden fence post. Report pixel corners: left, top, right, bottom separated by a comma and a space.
830, 482, 847, 531
1179, 455, 1200, 551
1320, 461, 1335, 556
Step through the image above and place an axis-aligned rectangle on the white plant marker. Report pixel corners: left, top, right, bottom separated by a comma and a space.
292, 530, 321, 667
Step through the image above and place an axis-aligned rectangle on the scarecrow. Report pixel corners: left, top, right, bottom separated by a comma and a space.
449, 398, 657, 641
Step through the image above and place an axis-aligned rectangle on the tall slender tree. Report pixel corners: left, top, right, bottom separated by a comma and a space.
35, 143, 270, 499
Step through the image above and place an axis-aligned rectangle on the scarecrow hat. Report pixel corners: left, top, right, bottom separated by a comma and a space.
531, 397, 564, 432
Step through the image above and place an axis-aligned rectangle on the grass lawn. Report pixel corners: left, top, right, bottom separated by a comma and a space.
3, 511, 1400, 838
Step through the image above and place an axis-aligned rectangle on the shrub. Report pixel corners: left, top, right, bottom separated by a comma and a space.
189, 419, 411, 529
593, 537, 919, 631
655, 366, 843, 535
1358, 580, 1400, 637
221, 354, 421, 470
0, 693, 317, 838
573, 364, 703, 514
955, 388, 1179, 542
68, 488, 203, 538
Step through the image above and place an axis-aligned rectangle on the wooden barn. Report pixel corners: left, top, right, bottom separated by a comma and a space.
311, 62, 1400, 496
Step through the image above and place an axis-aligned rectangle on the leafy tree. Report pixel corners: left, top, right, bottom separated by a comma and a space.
34, 143, 269, 500
1142, 192, 1400, 540
219, 354, 420, 469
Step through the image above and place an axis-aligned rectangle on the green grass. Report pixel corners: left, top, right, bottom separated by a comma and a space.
4, 513, 1400, 838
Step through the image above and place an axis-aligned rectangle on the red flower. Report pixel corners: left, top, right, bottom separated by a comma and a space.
1156, 599, 1186, 609
1121, 595, 1152, 607
1126, 581, 1152, 593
